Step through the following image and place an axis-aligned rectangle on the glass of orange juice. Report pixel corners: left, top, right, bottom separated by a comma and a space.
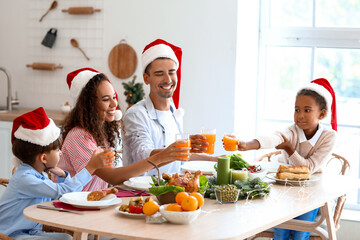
201, 128, 216, 154
175, 133, 191, 160
223, 133, 239, 151
97, 146, 114, 167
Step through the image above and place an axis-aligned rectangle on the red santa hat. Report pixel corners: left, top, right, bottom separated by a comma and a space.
142, 39, 182, 109
66, 68, 122, 120
302, 78, 337, 131
11, 107, 60, 145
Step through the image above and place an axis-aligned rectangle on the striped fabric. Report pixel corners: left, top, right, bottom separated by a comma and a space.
58, 127, 108, 191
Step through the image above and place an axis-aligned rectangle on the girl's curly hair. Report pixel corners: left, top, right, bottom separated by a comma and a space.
62, 73, 121, 149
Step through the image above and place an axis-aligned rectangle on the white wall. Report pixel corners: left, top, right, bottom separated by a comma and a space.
0, 0, 239, 155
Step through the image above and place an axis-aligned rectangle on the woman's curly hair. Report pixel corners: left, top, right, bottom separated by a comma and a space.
62, 73, 121, 149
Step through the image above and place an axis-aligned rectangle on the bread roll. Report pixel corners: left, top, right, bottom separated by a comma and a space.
277, 165, 309, 174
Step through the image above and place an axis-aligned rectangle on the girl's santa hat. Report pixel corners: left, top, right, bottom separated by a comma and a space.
11, 107, 60, 145
302, 78, 337, 131
66, 68, 122, 120
142, 39, 183, 110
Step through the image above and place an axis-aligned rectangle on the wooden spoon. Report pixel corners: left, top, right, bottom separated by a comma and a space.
70, 38, 90, 61
39, 1, 57, 22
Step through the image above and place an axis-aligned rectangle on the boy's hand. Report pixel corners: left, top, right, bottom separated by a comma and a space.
190, 134, 208, 153
86, 148, 114, 174
238, 141, 247, 151
47, 167, 66, 178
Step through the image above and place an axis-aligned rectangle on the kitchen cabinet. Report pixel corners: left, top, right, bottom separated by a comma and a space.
0, 121, 13, 197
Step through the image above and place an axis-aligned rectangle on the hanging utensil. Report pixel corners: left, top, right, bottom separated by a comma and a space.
39, 1, 57, 22
62, 7, 101, 14
70, 38, 90, 61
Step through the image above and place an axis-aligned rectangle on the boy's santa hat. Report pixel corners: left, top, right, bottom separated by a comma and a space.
142, 39, 183, 109
11, 107, 60, 145
66, 68, 122, 120
302, 78, 337, 131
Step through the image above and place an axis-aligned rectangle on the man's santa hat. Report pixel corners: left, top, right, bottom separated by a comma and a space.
11, 107, 60, 145
142, 39, 183, 110
301, 78, 337, 131
66, 67, 122, 120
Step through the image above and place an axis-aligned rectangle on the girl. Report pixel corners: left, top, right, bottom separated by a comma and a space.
59, 68, 191, 191
236, 78, 337, 240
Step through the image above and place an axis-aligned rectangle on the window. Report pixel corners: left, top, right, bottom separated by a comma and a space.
259, 0, 360, 210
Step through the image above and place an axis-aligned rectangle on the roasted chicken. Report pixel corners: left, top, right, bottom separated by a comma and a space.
162, 170, 202, 192
87, 188, 118, 201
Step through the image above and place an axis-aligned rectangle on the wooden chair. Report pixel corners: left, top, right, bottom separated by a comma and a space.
250, 152, 350, 240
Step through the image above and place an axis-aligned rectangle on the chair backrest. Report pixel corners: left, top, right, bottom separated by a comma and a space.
0, 232, 14, 240
0, 178, 9, 187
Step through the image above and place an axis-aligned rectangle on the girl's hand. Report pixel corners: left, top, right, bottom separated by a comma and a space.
276, 134, 295, 156
86, 149, 114, 174
47, 167, 66, 178
190, 134, 208, 153
155, 140, 191, 163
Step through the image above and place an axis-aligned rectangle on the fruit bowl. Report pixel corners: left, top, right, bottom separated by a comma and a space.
159, 204, 201, 224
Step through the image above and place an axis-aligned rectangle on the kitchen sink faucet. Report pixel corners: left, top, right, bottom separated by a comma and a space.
0, 66, 19, 112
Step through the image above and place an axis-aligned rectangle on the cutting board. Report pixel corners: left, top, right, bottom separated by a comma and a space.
108, 40, 137, 79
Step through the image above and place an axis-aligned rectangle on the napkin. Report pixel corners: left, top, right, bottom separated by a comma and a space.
53, 201, 100, 211
115, 189, 150, 197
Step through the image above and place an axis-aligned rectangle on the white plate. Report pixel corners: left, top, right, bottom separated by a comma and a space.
266, 173, 320, 186
115, 206, 146, 219
129, 176, 153, 188
62, 192, 116, 205
59, 193, 122, 209
181, 161, 216, 175
123, 180, 150, 191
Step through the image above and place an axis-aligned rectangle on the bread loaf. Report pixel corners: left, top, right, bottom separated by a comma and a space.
276, 165, 310, 180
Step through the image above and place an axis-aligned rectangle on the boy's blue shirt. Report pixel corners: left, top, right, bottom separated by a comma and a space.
0, 163, 91, 236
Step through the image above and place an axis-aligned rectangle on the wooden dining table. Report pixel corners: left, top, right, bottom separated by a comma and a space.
23, 174, 354, 240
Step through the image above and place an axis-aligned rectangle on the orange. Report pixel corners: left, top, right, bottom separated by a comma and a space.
189, 192, 204, 208
142, 201, 160, 216
175, 192, 189, 205
166, 203, 183, 212
181, 195, 198, 211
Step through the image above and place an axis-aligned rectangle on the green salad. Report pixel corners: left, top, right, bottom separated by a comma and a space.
148, 175, 209, 196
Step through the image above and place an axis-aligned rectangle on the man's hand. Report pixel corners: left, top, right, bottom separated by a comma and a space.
190, 134, 208, 153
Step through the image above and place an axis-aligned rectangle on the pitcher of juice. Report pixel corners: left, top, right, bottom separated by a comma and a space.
223, 134, 239, 151
201, 128, 216, 154
175, 133, 191, 160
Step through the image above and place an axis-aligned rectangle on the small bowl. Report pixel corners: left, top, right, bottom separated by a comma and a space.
159, 204, 201, 224
248, 168, 268, 180
215, 187, 240, 204
156, 191, 177, 205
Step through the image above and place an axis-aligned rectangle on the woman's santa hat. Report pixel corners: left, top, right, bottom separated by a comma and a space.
11, 107, 60, 145
66, 67, 122, 120
302, 78, 337, 131
142, 39, 183, 110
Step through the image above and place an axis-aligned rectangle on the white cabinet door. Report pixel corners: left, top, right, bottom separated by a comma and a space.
0, 121, 13, 197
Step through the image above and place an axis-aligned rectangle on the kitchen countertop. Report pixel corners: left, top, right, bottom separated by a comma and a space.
0, 108, 67, 125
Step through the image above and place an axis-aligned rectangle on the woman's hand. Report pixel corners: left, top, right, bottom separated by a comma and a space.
189, 134, 208, 153
86, 149, 114, 174
154, 140, 191, 164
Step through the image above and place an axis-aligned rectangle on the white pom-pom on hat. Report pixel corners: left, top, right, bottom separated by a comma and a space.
115, 109, 123, 121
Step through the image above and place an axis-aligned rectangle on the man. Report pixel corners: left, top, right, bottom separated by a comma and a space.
123, 39, 213, 176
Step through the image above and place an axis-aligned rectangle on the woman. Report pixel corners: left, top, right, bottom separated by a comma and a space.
58, 68, 190, 191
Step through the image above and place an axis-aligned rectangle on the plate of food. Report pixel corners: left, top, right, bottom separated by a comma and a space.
115, 206, 146, 219
180, 161, 216, 175
266, 165, 320, 186
60, 190, 122, 208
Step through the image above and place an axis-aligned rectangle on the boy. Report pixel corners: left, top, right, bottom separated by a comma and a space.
0, 107, 113, 239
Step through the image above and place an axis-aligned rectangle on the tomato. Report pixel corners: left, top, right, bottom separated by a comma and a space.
129, 205, 143, 214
